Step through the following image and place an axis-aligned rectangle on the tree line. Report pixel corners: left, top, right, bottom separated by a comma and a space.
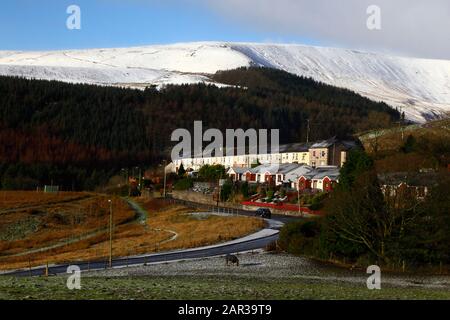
0, 68, 400, 190
279, 150, 450, 269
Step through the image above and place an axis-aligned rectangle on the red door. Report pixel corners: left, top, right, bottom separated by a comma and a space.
323, 177, 332, 191
298, 177, 311, 190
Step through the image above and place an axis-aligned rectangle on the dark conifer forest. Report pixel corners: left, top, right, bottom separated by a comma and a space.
0, 67, 400, 190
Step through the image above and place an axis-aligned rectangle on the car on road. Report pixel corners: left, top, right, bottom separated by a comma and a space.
255, 208, 271, 219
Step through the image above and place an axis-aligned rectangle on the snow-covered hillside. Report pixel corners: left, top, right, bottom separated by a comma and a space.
0, 42, 449, 122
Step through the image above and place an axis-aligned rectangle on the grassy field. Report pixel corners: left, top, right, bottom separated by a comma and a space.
1, 274, 448, 300
359, 119, 450, 153
358, 118, 450, 172
0, 191, 90, 211
0, 195, 264, 270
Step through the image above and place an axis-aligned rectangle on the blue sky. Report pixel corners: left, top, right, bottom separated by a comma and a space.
0, 0, 318, 51
1, 0, 448, 59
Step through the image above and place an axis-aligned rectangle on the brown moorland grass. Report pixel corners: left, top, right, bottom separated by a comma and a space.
141, 201, 265, 252
0, 195, 135, 257
360, 119, 450, 172
361, 119, 450, 155
0, 191, 91, 211
0, 197, 265, 270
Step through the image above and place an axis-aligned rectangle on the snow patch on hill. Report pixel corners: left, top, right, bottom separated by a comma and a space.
0, 42, 449, 122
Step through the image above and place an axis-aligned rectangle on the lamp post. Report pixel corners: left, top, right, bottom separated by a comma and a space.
108, 199, 113, 268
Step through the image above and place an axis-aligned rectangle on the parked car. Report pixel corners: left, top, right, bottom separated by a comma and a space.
255, 208, 271, 219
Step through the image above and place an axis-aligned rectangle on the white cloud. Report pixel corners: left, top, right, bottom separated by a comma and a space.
201, 0, 450, 59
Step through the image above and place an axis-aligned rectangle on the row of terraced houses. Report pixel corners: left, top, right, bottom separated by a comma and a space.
169, 137, 359, 192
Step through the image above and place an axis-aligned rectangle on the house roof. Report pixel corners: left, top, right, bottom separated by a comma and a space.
310, 137, 358, 151
227, 167, 252, 174
310, 137, 338, 148
278, 142, 312, 153
312, 168, 340, 180
284, 165, 315, 180
296, 167, 340, 181
251, 163, 302, 175
174, 137, 359, 159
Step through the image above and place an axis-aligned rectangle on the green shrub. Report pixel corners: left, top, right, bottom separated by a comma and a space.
278, 220, 322, 255
220, 180, 233, 201
309, 193, 328, 210
173, 178, 193, 190
240, 182, 249, 198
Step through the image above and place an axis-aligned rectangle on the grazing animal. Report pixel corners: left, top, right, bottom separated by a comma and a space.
225, 254, 239, 266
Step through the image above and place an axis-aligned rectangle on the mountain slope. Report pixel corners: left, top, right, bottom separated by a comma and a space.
0, 69, 399, 190
0, 42, 449, 122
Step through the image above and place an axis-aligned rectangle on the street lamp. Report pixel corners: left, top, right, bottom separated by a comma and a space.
108, 199, 113, 268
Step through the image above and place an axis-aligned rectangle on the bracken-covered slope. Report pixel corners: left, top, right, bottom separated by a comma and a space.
0, 42, 449, 122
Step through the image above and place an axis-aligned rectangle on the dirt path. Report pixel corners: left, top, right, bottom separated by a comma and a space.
125, 198, 179, 245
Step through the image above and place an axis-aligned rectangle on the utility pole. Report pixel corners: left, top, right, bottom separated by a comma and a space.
306, 119, 310, 144
136, 166, 142, 191
163, 160, 167, 198
108, 199, 113, 268
121, 168, 128, 187
332, 142, 336, 166
216, 172, 224, 209
397, 121, 405, 142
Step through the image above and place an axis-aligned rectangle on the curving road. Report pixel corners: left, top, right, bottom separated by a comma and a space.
2, 199, 301, 277
3, 230, 279, 277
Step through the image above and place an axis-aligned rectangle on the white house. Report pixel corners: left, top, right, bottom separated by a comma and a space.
170, 139, 357, 174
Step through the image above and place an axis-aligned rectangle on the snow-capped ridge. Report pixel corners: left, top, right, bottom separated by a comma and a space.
0, 41, 449, 123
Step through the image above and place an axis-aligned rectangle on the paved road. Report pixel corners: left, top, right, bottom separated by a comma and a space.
2, 197, 299, 277
166, 198, 302, 225
3, 231, 279, 277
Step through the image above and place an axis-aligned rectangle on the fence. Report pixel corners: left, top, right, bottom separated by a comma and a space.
163, 196, 251, 216
241, 201, 323, 216
44, 185, 59, 193
166, 195, 322, 216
